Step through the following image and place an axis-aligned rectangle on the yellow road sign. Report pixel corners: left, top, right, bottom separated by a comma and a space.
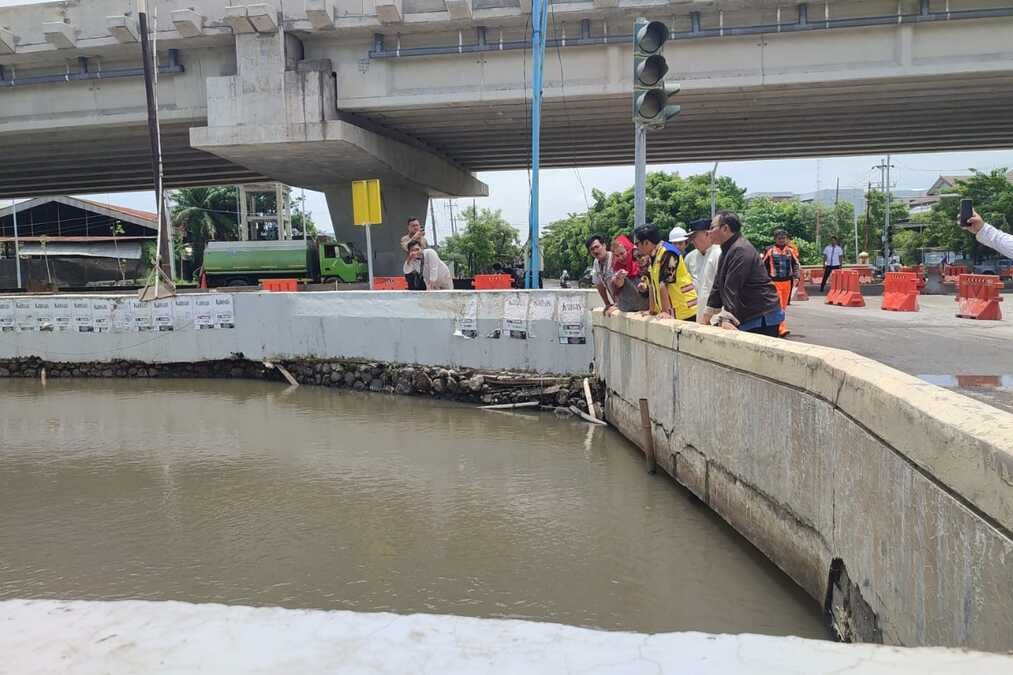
351, 179, 382, 226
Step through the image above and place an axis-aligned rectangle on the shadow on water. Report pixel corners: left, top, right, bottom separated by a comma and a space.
0, 378, 825, 638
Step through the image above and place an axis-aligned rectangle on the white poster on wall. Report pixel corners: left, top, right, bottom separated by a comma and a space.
453, 295, 479, 339
526, 294, 556, 338
52, 299, 73, 332
557, 295, 587, 345
0, 299, 14, 332
129, 299, 153, 332
15, 300, 34, 332
212, 295, 235, 329
152, 299, 174, 332
72, 299, 94, 332
502, 293, 529, 340
173, 296, 194, 331
193, 296, 215, 330
33, 299, 54, 331
0, 299, 14, 333
91, 298, 113, 333
111, 298, 132, 333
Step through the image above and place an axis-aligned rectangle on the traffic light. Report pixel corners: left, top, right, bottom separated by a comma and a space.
633, 18, 680, 128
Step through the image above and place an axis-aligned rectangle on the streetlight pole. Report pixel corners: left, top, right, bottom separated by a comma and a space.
526, 0, 549, 289
709, 161, 720, 218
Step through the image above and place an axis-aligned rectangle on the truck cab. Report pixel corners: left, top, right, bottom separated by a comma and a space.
318, 241, 367, 283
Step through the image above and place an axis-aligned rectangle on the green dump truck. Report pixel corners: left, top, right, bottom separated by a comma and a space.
202, 239, 367, 287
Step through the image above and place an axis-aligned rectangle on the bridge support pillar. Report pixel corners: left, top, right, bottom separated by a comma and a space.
325, 184, 430, 277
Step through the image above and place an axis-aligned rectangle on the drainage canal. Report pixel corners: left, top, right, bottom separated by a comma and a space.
0, 379, 824, 637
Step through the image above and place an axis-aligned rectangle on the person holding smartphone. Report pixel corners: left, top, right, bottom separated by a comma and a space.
962, 209, 1013, 259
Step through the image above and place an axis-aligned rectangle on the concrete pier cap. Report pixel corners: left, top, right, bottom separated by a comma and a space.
190, 26, 487, 274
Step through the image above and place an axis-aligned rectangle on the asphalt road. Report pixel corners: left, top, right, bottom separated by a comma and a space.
786, 295, 1013, 413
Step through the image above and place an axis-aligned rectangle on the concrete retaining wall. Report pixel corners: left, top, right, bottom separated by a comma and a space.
0, 290, 597, 375
593, 311, 1013, 651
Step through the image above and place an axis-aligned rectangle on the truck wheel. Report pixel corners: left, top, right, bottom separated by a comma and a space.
323, 277, 338, 285
226, 278, 248, 287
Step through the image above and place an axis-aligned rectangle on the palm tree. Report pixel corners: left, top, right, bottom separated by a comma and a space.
171, 187, 239, 278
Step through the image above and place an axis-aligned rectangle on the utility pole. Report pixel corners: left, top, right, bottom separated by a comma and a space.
815, 160, 822, 250
873, 156, 895, 260
138, 1, 174, 293
429, 200, 439, 248
864, 181, 872, 254
10, 199, 22, 290
447, 200, 458, 237
709, 161, 719, 218
634, 126, 647, 227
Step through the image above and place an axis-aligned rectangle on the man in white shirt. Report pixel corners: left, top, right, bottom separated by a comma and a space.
685, 219, 721, 325
965, 211, 1013, 259
586, 234, 615, 311
820, 236, 845, 292
404, 240, 452, 290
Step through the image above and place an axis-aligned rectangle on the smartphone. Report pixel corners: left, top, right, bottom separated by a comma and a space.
959, 199, 973, 228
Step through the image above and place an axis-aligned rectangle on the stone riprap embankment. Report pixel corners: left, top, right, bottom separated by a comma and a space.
0, 357, 600, 411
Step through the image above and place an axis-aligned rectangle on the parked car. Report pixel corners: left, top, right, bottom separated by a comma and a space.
974, 258, 1012, 275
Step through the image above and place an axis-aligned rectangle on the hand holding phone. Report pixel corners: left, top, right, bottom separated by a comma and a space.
959, 199, 973, 228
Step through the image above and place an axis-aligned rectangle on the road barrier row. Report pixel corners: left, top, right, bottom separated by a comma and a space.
825, 269, 865, 307
955, 274, 1003, 320
472, 274, 514, 290
881, 272, 920, 312
260, 278, 299, 292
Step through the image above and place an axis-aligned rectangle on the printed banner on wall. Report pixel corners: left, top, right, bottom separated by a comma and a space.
52, 299, 73, 332
212, 295, 235, 329
525, 294, 557, 339
453, 295, 479, 339
72, 299, 94, 333
15, 300, 34, 332
91, 298, 112, 333
152, 299, 174, 332
0, 294, 236, 334
0, 299, 14, 332
502, 293, 529, 340
557, 295, 587, 344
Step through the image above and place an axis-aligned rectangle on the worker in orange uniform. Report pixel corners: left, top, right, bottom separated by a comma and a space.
761, 230, 800, 337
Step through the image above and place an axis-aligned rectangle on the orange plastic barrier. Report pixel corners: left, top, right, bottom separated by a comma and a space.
825, 269, 865, 307
260, 278, 299, 292
881, 272, 919, 312
955, 274, 1003, 320
943, 265, 968, 284
793, 272, 810, 301
372, 276, 409, 290
473, 274, 514, 290
900, 265, 927, 291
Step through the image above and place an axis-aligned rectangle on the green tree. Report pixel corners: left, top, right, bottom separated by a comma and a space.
922, 168, 1013, 260
440, 206, 520, 276
539, 171, 747, 276
891, 230, 924, 265
170, 187, 240, 277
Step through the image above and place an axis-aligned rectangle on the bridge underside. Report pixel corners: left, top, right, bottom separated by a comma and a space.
1, 72, 1011, 199
355, 71, 1013, 171
0, 122, 268, 200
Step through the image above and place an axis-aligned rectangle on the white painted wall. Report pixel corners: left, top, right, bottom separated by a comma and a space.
0, 290, 599, 374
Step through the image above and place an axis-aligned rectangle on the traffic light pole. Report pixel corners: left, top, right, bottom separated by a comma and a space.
526, 0, 549, 290
634, 124, 647, 228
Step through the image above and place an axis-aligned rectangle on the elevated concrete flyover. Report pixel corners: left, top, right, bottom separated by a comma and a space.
2, 0, 1013, 267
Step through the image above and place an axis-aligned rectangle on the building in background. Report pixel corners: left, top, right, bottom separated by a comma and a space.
0, 196, 157, 290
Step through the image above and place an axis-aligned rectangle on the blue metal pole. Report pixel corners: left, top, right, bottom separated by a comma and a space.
526, 0, 548, 289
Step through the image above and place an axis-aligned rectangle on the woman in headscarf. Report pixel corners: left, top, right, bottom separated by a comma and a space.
608, 234, 649, 313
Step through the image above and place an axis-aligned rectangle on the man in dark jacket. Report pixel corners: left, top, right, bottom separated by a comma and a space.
698, 211, 784, 336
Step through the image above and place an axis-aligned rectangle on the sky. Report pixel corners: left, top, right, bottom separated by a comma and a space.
64, 149, 1013, 243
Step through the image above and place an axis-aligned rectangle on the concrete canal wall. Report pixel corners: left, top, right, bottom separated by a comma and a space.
0, 290, 597, 375
593, 310, 1013, 651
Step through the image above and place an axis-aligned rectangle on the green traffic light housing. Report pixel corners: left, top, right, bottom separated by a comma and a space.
633, 18, 680, 129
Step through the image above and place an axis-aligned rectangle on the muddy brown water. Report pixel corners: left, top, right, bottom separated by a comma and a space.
0, 378, 824, 638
